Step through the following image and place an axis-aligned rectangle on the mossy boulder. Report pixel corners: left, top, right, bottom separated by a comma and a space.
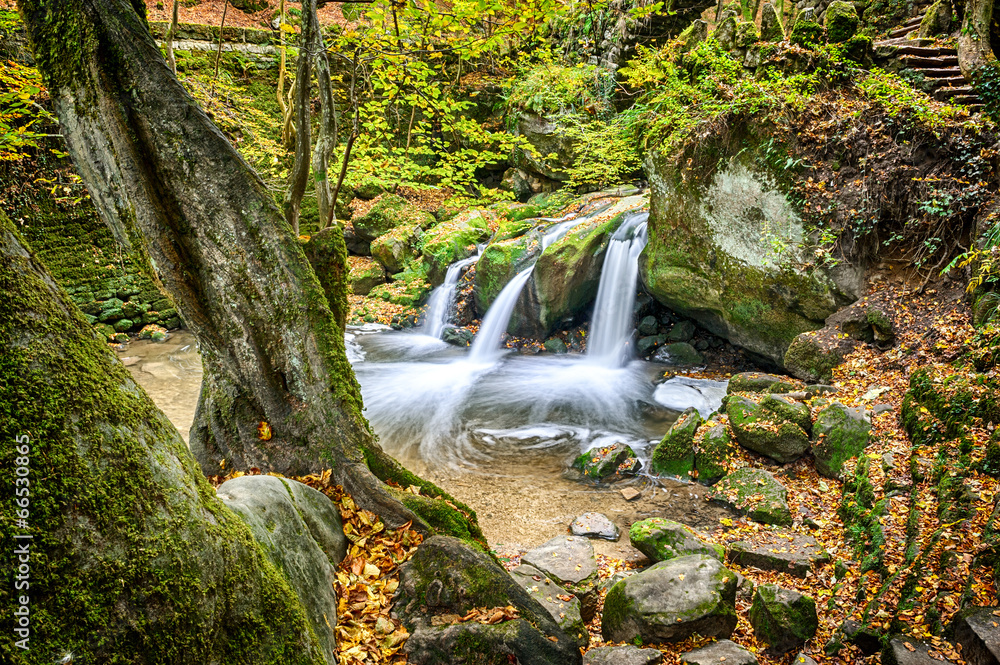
760, 3, 785, 41
474, 232, 540, 315
715, 15, 738, 50
394, 536, 581, 665
749, 584, 818, 652
514, 112, 578, 182
760, 393, 812, 434
790, 18, 825, 48
113, 317, 134, 332
919, 0, 953, 38
522, 535, 600, 622
347, 256, 387, 296
734, 21, 759, 48
783, 328, 857, 383
371, 222, 423, 274
696, 420, 734, 484
727, 372, 790, 394
420, 210, 491, 283
642, 134, 857, 367
353, 194, 435, 242
710, 468, 792, 526
368, 265, 432, 307
727, 395, 810, 463
679, 19, 709, 49
811, 402, 871, 479
573, 442, 639, 480
601, 555, 738, 644
629, 517, 723, 562
651, 407, 702, 477
824, 1, 859, 43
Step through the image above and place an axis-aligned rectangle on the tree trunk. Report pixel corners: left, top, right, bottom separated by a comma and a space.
309, 0, 339, 228
284, 6, 313, 235
959, 0, 995, 78
165, 0, 179, 74
0, 212, 326, 663
14, 0, 470, 532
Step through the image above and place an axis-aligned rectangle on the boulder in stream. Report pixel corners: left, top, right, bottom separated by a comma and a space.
574, 442, 639, 481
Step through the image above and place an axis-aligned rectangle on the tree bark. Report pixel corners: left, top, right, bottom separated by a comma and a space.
14, 0, 448, 530
284, 6, 313, 235
165, 0, 179, 74
309, 0, 339, 228
0, 213, 325, 663
959, 0, 996, 78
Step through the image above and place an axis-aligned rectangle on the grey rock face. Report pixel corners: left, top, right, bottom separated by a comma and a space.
584, 645, 664, 665
510, 564, 589, 649
726, 532, 829, 578
749, 584, 818, 653
681, 639, 758, 665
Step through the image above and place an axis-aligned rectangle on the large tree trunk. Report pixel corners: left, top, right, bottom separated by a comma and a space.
14, 0, 454, 531
310, 0, 339, 228
0, 213, 325, 664
284, 3, 313, 234
959, 0, 996, 78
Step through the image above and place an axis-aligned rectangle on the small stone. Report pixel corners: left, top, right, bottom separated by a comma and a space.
727, 372, 787, 394
681, 639, 758, 665
638, 315, 660, 336
654, 342, 704, 366
374, 616, 395, 635
666, 320, 696, 342
584, 645, 663, 665
792, 654, 818, 665
442, 327, 474, 347
571, 513, 620, 541
621, 487, 641, 501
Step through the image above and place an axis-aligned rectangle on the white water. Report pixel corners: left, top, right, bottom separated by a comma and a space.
468, 266, 535, 362
587, 212, 650, 367
423, 254, 479, 339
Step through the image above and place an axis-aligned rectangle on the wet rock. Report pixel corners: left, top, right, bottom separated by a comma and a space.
655, 342, 704, 365
951, 606, 1000, 665
602, 555, 738, 644
749, 584, 818, 653
638, 315, 660, 335
442, 327, 474, 347
710, 468, 792, 526
650, 407, 702, 477
509, 564, 589, 650
811, 402, 871, 479
726, 533, 829, 578
681, 639, 758, 665
522, 535, 599, 622
544, 338, 569, 354
728, 372, 787, 394
395, 536, 580, 665
696, 422, 734, 485
571, 513, 620, 541
638, 334, 666, 355
574, 442, 638, 480
759, 3, 785, 41
727, 395, 810, 463
420, 210, 491, 282
584, 645, 663, 665
217, 475, 344, 664
666, 320, 696, 342
371, 222, 423, 274
629, 517, 723, 562
884, 635, 956, 664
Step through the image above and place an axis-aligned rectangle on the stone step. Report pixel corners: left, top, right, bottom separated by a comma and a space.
928, 76, 966, 88
900, 54, 959, 67
952, 95, 983, 105
934, 86, 974, 99
726, 533, 830, 578
918, 66, 963, 78
894, 45, 956, 57
875, 37, 935, 48
889, 26, 916, 38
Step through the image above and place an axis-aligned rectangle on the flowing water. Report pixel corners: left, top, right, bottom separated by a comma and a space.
423, 254, 479, 339
120, 207, 735, 550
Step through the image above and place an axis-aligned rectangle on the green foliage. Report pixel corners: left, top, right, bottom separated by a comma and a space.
0, 12, 58, 162
790, 20, 825, 48
505, 61, 615, 117
973, 62, 1000, 123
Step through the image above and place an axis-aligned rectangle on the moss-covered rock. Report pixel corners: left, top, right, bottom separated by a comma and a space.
347, 256, 387, 296
811, 401, 871, 479
790, 18, 825, 48
749, 584, 818, 652
760, 3, 785, 41
353, 194, 435, 242
710, 468, 792, 526
734, 21, 759, 48
629, 517, 723, 562
727, 395, 810, 463
394, 537, 580, 664
368, 264, 432, 307
760, 393, 812, 434
696, 419, 735, 484
642, 134, 856, 366
420, 210, 491, 283
715, 15, 738, 50
651, 407, 702, 477
573, 442, 638, 480
371, 222, 423, 274
919, 0, 953, 38
474, 232, 540, 314
678, 19, 710, 49
601, 555, 738, 644
509, 564, 589, 649
513, 112, 578, 182
824, 1, 859, 43
727, 372, 790, 394
783, 328, 857, 383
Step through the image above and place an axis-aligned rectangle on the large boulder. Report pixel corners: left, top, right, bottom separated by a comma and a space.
824, 0, 859, 43
514, 112, 578, 182
347, 256, 387, 296
602, 555, 738, 643
650, 407, 702, 477
884, 635, 957, 665
811, 402, 871, 479
759, 3, 785, 41
629, 517, 723, 562
951, 606, 1000, 665
394, 536, 581, 665
371, 222, 423, 274
216, 475, 346, 665
727, 395, 810, 463
353, 194, 435, 242
420, 210, 491, 283
474, 230, 541, 315
919, 0, 953, 38
710, 468, 792, 526
641, 121, 858, 367
749, 584, 818, 653
509, 564, 589, 649
522, 535, 600, 622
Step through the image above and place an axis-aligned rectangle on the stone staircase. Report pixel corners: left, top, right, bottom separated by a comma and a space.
875, 28, 984, 112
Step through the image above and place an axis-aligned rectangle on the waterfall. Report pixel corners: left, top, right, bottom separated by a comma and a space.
423, 254, 478, 339
468, 266, 535, 362
586, 212, 649, 366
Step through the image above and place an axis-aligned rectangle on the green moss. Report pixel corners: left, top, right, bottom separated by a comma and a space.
420, 210, 491, 280
824, 1, 859, 43
695, 422, 734, 484
474, 234, 537, 310
650, 407, 701, 477
790, 19, 825, 48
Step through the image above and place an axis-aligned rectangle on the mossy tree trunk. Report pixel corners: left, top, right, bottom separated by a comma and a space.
14, 0, 443, 530
284, 0, 314, 234
0, 214, 326, 664
959, 0, 999, 78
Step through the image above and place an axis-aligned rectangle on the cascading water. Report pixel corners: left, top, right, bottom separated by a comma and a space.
423, 254, 478, 339
468, 267, 535, 362
586, 212, 650, 366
